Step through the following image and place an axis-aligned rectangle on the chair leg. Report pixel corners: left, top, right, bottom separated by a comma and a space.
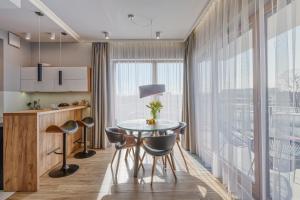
138, 151, 146, 171
161, 156, 165, 169
125, 149, 129, 161
177, 141, 189, 172
151, 156, 156, 186
166, 155, 177, 181
111, 149, 117, 165
115, 150, 122, 178
170, 149, 176, 170
130, 148, 135, 160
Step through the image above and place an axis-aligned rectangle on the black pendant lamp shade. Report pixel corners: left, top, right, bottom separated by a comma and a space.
37, 63, 42, 82
58, 70, 62, 85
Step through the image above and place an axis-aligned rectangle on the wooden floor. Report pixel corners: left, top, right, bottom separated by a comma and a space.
7, 146, 232, 200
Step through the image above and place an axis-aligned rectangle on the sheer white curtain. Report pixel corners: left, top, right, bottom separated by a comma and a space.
109, 41, 184, 124
190, 0, 254, 199
266, 0, 300, 199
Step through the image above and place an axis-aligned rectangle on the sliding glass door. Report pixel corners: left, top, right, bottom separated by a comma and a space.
266, 0, 300, 199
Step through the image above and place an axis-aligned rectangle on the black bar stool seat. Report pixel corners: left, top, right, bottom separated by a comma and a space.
74, 117, 96, 159
46, 120, 79, 178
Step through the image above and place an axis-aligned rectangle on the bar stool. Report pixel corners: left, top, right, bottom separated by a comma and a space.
74, 117, 96, 159
46, 120, 79, 178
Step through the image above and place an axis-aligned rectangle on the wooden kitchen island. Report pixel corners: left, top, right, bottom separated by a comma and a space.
3, 106, 88, 192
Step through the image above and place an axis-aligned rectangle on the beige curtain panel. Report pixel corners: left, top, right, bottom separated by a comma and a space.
91, 42, 109, 149
182, 33, 196, 153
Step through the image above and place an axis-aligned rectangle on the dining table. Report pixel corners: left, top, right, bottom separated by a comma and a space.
117, 119, 180, 177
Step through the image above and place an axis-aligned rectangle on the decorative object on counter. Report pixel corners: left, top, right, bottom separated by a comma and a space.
72, 101, 79, 106
58, 103, 69, 107
146, 100, 163, 124
79, 99, 90, 107
50, 104, 59, 110
27, 99, 41, 110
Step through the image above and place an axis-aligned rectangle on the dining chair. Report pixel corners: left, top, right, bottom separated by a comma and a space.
171, 122, 189, 172
105, 127, 144, 178
141, 133, 177, 185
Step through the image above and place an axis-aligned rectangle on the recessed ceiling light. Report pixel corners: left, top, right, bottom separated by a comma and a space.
25, 33, 31, 40
128, 14, 134, 21
49, 32, 55, 40
103, 31, 109, 39
156, 31, 160, 39
34, 11, 44, 16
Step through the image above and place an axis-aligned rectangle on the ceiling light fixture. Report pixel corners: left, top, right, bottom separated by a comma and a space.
25, 33, 31, 40
35, 10, 43, 82
49, 32, 55, 40
156, 31, 160, 39
128, 14, 134, 21
29, 0, 80, 41
103, 31, 109, 39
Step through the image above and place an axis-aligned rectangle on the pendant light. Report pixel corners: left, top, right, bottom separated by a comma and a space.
58, 32, 63, 85
35, 11, 44, 82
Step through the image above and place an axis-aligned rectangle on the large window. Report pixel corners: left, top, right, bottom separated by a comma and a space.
266, 2, 300, 199
113, 60, 183, 123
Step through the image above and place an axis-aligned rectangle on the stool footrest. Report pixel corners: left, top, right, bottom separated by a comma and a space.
73, 138, 82, 144
47, 147, 61, 155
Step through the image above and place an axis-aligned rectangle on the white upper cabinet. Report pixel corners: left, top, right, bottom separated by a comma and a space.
20, 66, 90, 92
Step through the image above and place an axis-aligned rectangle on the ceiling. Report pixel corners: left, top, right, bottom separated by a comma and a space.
0, 0, 75, 42
0, 0, 209, 42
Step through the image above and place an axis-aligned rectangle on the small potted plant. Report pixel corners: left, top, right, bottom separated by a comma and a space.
146, 100, 163, 125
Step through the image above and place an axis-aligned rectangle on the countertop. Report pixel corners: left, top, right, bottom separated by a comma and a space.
3, 105, 88, 116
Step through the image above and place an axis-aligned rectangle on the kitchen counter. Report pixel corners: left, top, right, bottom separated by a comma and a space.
3, 105, 88, 192
4, 105, 87, 115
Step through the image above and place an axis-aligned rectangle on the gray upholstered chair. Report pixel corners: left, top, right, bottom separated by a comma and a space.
171, 122, 188, 171
105, 127, 143, 178
141, 133, 177, 185
46, 120, 79, 178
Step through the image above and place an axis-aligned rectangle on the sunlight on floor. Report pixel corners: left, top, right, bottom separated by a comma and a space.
8, 147, 232, 200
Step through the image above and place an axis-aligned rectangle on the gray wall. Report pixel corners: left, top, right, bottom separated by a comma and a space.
0, 30, 32, 91
31, 42, 92, 67
0, 29, 31, 122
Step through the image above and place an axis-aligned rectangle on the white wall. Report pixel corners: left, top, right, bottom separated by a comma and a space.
0, 29, 31, 122
29, 42, 92, 107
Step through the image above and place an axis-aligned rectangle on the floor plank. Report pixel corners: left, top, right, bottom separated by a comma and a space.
7, 146, 232, 200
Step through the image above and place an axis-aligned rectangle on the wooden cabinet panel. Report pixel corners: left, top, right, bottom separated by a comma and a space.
59, 67, 87, 79
53, 79, 88, 92
20, 66, 90, 92
21, 79, 55, 92
21, 67, 58, 80
4, 114, 39, 192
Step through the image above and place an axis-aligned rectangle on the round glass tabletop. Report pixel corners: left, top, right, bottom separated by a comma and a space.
117, 119, 180, 132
